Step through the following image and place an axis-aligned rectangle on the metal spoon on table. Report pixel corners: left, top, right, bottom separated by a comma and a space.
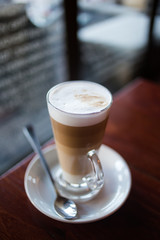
23, 124, 77, 220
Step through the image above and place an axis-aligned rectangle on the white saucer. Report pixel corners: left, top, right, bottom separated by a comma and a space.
24, 144, 131, 224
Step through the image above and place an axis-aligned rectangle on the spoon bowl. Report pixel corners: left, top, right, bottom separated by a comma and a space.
23, 124, 77, 220
55, 196, 77, 219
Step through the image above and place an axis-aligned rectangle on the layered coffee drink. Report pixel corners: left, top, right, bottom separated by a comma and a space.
47, 81, 112, 185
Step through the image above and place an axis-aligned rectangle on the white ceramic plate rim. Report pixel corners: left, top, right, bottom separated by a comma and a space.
24, 144, 132, 224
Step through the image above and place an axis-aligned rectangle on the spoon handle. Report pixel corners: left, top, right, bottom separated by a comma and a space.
23, 124, 56, 188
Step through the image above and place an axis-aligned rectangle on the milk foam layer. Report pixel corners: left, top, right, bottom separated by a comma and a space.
47, 81, 112, 126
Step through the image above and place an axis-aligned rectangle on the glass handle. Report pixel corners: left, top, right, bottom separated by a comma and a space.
84, 150, 104, 190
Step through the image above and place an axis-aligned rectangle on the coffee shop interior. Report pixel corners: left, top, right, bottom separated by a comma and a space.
0, 0, 159, 176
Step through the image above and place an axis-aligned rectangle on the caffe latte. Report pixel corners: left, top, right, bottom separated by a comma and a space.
47, 81, 112, 184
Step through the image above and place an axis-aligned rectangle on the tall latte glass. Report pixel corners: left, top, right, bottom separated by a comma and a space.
46, 81, 112, 201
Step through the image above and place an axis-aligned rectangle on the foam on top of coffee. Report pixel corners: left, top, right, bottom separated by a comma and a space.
47, 81, 112, 126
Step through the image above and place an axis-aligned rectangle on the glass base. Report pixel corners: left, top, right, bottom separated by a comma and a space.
53, 166, 103, 202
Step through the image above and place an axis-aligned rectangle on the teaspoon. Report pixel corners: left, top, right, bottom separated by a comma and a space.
23, 124, 77, 220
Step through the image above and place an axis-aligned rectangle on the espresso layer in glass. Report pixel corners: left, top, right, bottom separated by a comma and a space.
50, 117, 108, 177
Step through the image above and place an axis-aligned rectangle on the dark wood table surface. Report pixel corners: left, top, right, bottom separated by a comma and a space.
0, 78, 160, 240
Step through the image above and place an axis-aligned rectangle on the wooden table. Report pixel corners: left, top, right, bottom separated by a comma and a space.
0, 78, 160, 240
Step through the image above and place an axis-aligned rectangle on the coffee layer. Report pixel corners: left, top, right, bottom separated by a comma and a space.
51, 117, 108, 148
55, 142, 92, 176
51, 118, 108, 177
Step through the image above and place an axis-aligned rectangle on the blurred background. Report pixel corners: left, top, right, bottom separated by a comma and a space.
0, 0, 160, 175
